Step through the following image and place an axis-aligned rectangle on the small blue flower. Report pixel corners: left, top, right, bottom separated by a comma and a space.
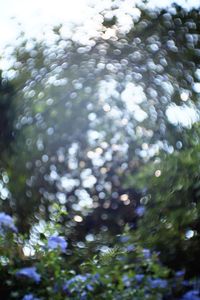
135, 274, 144, 282
22, 294, 40, 300
16, 267, 41, 283
47, 235, 67, 252
80, 291, 87, 300
0, 212, 17, 233
149, 278, 168, 289
75, 275, 88, 282
63, 273, 100, 294
142, 248, 151, 259
175, 270, 185, 277
122, 275, 132, 287
126, 244, 135, 252
119, 236, 130, 243
66, 274, 88, 286
91, 273, 100, 283
181, 280, 190, 287
181, 290, 200, 300
63, 274, 88, 292
135, 206, 145, 217
86, 284, 94, 291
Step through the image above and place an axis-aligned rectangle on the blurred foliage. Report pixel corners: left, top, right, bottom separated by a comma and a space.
0, 3, 200, 294
127, 123, 200, 277
1, 5, 200, 238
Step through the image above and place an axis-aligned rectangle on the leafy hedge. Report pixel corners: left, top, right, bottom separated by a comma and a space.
1, 207, 200, 299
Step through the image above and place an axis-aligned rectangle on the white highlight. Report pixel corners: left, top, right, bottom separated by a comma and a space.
166, 104, 199, 128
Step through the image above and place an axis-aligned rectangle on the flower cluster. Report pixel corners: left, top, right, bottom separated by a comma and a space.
0, 212, 17, 233
181, 290, 200, 300
47, 235, 67, 252
63, 273, 100, 299
16, 267, 41, 283
0, 211, 198, 300
22, 294, 41, 300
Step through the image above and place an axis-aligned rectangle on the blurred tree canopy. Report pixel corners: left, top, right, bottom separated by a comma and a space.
0, 3, 200, 251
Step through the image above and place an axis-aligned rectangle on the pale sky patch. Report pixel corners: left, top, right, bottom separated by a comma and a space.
0, 0, 199, 51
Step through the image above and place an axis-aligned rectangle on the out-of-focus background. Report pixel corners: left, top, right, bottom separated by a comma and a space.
1, 0, 200, 298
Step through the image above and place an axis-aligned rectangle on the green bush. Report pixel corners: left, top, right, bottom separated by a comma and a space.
128, 125, 200, 276
0, 208, 172, 300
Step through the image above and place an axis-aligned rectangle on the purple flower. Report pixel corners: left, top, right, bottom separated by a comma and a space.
63, 275, 88, 293
86, 284, 94, 291
120, 236, 130, 243
22, 294, 40, 300
135, 206, 145, 217
122, 275, 132, 287
149, 278, 168, 289
92, 273, 100, 282
0, 212, 17, 233
126, 244, 135, 252
80, 291, 87, 300
135, 274, 144, 282
181, 280, 190, 287
63, 273, 99, 294
181, 290, 200, 300
175, 270, 185, 277
66, 274, 88, 286
16, 267, 41, 283
47, 235, 67, 252
142, 248, 151, 259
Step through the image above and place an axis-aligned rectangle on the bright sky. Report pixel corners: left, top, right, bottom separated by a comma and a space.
0, 0, 98, 48
1, 0, 200, 50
